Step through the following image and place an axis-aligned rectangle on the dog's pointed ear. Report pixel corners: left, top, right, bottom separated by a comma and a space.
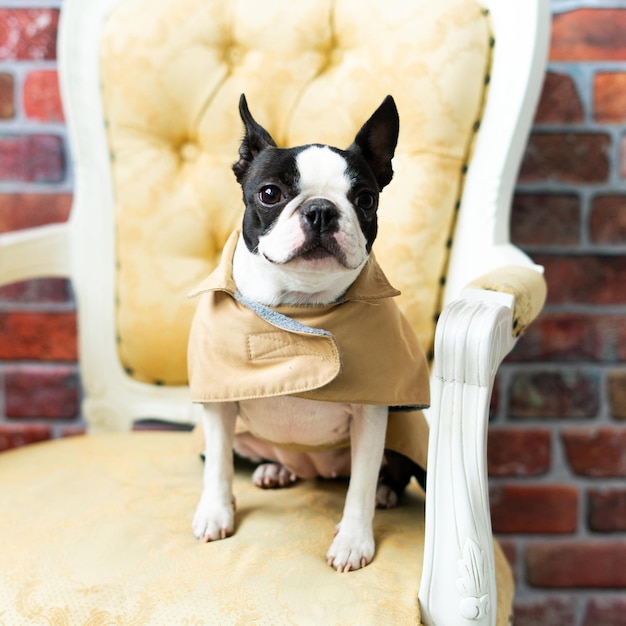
348, 95, 399, 191
232, 94, 277, 183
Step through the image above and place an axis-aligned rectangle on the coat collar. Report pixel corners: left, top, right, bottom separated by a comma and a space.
188, 229, 401, 303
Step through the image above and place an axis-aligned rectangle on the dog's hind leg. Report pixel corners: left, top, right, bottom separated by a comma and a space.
252, 463, 298, 488
376, 449, 427, 508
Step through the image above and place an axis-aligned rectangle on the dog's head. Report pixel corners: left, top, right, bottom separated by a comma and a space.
231, 94, 399, 305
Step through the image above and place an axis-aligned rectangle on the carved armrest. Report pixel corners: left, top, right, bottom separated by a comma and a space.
418, 277, 541, 626
0, 223, 72, 286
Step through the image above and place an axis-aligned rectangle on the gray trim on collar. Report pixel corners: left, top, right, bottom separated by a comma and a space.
234, 293, 332, 337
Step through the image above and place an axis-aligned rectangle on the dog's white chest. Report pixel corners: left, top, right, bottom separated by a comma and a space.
237, 396, 353, 448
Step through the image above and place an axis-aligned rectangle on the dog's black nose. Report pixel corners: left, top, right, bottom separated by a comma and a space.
301, 200, 339, 234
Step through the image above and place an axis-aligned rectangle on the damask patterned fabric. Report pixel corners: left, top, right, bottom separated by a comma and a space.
0, 433, 513, 624
100, 0, 492, 384
466, 265, 548, 337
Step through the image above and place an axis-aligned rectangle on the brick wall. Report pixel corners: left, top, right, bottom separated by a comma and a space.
0, 1, 625, 623
0, 2, 82, 449
491, 1, 626, 624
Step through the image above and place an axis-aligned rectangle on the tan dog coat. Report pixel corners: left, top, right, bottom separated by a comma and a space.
188, 231, 430, 469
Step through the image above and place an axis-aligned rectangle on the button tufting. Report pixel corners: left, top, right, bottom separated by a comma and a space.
328, 47, 344, 67
224, 43, 244, 67
180, 141, 200, 162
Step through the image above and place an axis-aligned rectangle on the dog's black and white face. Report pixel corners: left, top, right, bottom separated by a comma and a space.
231, 95, 399, 306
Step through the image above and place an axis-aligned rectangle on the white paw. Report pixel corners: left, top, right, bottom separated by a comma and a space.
326, 521, 375, 572
375, 483, 398, 509
252, 463, 297, 489
192, 493, 235, 542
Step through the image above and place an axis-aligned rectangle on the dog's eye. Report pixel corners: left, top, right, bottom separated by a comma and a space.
258, 185, 282, 206
355, 191, 376, 211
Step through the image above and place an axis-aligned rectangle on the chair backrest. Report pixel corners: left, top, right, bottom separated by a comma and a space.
58, 0, 549, 431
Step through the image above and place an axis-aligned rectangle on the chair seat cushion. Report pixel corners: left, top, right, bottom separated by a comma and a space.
0, 433, 512, 624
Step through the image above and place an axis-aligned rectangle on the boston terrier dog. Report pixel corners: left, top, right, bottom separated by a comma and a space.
191, 95, 426, 572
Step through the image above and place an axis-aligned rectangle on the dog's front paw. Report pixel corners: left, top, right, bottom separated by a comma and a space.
192, 493, 235, 542
326, 521, 375, 573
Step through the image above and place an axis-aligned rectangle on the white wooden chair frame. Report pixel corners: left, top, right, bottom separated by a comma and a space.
0, 1, 550, 624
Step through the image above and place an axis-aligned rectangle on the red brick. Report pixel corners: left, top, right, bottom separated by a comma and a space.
0, 9, 59, 61
514, 597, 577, 626
583, 597, 626, 626
608, 370, 626, 420
526, 541, 626, 588
0, 312, 77, 361
535, 254, 626, 306
0, 72, 14, 119
550, 9, 626, 62
511, 193, 580, 247
0, 423, 51, 452
0, 193, 72, 232
4, 364, 80, 419
519, 133, 610, 184
588, 489, 626, 532
0, 278, 73, 305
490, 485, 578, 534
0, 135, 65, 183
509, 370, 599, 419
488, 428, 551, 477
590, 195, 626, 244
23, 69, 64, 122
509, 314, 626, 363
535, 72, 584, 124
562, 428, 626, 477
594, 73, 626, 123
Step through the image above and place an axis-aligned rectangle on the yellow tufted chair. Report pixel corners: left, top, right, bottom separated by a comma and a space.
0, 0, 549, 624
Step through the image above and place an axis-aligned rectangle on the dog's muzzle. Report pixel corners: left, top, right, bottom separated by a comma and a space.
296, 199, 346, 263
